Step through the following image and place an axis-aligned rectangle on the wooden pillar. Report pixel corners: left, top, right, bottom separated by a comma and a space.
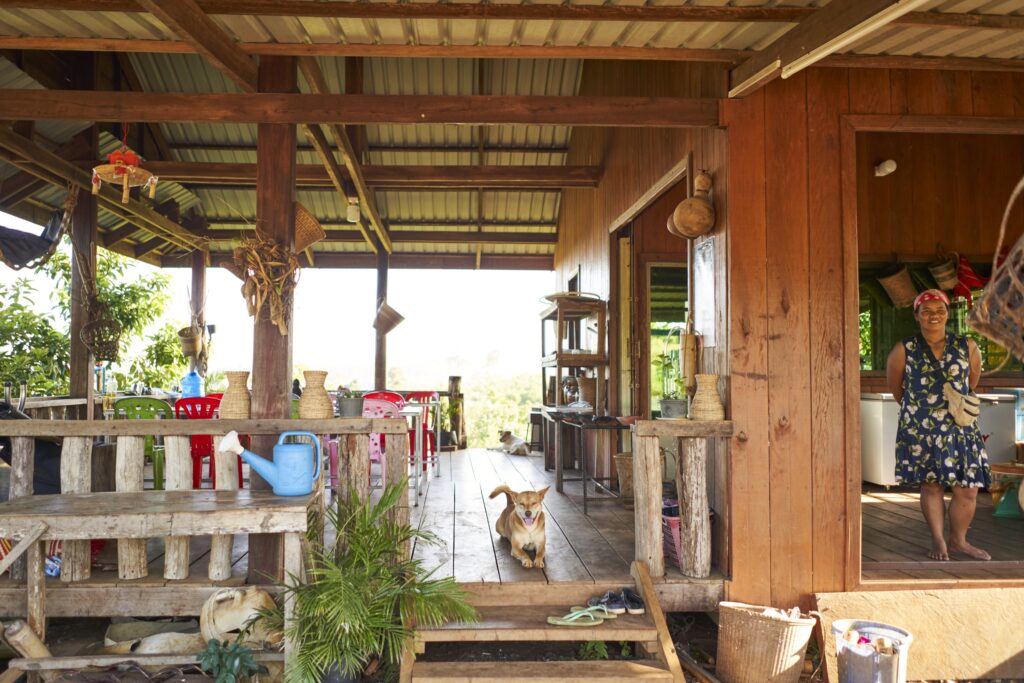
633, 433, 664, 577
448, 376, 466, 449
190, 249, 206, 374
69, 137, 97, 420
249, 56, 297, 583
374, 245, 388, 390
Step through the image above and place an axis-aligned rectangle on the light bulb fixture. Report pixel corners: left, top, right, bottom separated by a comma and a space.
874, 159, 897, 177
346, 200, 360, 224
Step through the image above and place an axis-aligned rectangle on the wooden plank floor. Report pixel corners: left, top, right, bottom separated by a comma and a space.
861, 485, 1024, 582
409, 448, 711, 586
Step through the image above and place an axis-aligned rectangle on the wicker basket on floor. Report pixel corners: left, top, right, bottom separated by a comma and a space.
716, 601, 817, 683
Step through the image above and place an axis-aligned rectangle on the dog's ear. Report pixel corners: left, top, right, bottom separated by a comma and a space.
537, 486, 550, 499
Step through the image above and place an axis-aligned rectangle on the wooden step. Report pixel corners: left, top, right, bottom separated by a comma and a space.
416, 606, 659, 644
411, 659, 673, 682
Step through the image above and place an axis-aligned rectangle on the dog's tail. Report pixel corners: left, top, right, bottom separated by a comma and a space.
488, 485, 515, 505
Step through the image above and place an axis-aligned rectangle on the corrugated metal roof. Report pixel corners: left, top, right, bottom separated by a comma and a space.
4, 0, 1023, 267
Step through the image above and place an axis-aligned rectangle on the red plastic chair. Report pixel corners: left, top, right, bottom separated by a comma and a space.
206, 393, 223, 402
363, 390, 406, 409
174, 396, 242, 489
404, 391, 439, 470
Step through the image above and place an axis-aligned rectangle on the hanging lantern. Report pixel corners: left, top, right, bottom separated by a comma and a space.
91, 124, 158, 204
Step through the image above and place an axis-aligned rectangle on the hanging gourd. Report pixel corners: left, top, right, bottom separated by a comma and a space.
668, 170, 715, 239
91, 123, 158, 204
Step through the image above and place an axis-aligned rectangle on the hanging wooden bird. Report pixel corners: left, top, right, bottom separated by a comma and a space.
668, 170, 715, 239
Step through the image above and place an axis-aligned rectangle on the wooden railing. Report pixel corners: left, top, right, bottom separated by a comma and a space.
1, 418, 409, 584
631, 419, 733, 579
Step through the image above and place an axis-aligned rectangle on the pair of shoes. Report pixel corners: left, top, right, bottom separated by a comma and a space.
587, 587, 646, 615
547, 604, 615, 627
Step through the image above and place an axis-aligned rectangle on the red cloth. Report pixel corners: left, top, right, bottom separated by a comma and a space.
913, 289, 950, 312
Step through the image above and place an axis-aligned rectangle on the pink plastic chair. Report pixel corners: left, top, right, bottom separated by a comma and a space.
362, 398, 402, 466
174, 396, 242, 489
404, 391, 439, 470
363, 391, 406, 409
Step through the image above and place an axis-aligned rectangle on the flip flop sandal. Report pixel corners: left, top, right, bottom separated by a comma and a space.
546, 606, 607, 627
571, 605, 618, 619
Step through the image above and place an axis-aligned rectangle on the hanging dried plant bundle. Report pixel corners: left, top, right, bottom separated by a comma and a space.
232, 233, 299, 336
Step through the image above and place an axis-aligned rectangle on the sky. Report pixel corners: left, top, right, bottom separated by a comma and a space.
0, 226, 556, 393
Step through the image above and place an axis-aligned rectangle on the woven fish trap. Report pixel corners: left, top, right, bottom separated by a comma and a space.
81, 299, 122, 362
968, 175, 1024, 363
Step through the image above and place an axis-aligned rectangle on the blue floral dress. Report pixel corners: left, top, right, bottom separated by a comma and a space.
894, 334, 991, 488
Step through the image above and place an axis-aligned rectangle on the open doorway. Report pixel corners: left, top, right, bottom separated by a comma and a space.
854, 128, 1024, 578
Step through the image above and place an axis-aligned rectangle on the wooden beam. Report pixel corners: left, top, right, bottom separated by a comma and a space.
374, 245, 388, 389
209, 218, 556, 230
0, 128, 206, 251
730, 0, 930, 98
99, 222, 136, 247
203, 229, 556, 244
10, 1, 1024, 29
172, 141, 572, 155
135, 0, 257, 93
0, 90, 720, 128
0, 134, 91, 206
133, 237, 163, 258
139, 160, 601, 188
114, 52, 173, 161
298, 57, 392, 252
164, 251, 554, 270
299, 123, 376, 252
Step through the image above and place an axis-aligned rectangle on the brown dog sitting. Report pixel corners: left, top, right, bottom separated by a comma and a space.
489, 484, 549, 568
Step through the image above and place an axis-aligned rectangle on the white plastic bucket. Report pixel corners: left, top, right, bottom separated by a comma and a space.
832, 619, 913, 683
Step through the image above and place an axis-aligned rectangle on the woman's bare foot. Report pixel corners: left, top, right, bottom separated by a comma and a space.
948, 541, 991, 560
928, 539, 949, 561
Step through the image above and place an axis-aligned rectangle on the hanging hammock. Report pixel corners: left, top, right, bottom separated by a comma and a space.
0, 186, 79, 271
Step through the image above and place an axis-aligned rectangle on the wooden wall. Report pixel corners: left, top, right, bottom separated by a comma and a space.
858, 131, 1024, 263
722, 67, 1024, 607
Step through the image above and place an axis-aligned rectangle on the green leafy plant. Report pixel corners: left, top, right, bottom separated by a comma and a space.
578, 640, 609, 660
196, 639, 267, 683
619, 640, 632, 658
653, 353, 683, 400
0, 279, 70, 394
259, 482, 478, 682
336, 384, 360, 399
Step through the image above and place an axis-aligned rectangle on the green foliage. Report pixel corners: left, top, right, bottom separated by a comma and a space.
619, 640, 632, 658
260, 483, 478, 682
197, 639, 267, 683
578, 640, 609, 660
110, 322, 188, 391
464, 374, 538, 448
0, 279, 70, 394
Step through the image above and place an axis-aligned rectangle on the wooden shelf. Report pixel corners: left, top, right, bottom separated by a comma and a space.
541, 352, 608, 367
633, 419, 733, 438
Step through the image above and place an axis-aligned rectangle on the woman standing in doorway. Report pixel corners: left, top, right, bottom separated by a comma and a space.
886, 289, 991, 561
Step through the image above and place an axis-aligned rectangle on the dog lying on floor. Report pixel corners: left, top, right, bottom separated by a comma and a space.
495, 430, 530, 455
489, 484, 549, 568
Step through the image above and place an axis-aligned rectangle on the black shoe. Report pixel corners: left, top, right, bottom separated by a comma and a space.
620, 587, 645, 615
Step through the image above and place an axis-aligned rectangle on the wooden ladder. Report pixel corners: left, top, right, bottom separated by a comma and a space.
402, 562, 685, 682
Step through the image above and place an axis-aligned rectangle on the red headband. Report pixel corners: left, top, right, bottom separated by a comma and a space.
913, 289, 950, 312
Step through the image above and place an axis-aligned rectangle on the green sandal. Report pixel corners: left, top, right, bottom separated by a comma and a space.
547, 605, 608, 627
570, 604, 618, 619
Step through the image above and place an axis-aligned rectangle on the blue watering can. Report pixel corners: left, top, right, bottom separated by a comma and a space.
221, 430, 321, 496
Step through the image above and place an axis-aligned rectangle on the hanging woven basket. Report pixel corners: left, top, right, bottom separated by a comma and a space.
294, 202, 325, 253
876, 263, 917, 308
81, 299, 122, 362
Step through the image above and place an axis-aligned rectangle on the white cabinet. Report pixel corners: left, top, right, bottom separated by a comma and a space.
977, 394, 1016, 465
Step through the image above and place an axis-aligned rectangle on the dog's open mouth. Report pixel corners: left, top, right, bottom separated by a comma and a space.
523, 517, 535, 526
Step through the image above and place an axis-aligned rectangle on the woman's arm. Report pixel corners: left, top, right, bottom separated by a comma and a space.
886, 342, 907, 404
967, 338, 982, 392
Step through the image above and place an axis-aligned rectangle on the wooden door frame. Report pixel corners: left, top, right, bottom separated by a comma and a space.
840, 114, 1024, 591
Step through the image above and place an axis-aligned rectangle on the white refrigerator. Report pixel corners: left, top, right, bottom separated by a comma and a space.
860, 393, 1016, 486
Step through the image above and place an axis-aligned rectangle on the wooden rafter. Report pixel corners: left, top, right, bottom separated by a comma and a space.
300, 122, 376, 252
298, 57, 392, 252
0, 128, 206, 251
169, 142, 572, 155
162, 250, 554, 271
0, 90, 720, 128
202, 229, 556, 244
134, 0, 257, 93
134, 161, 601, 188
209, 218, 556, 230
5, 1, 1024, 30
730, 0, 931, 98
0, 135, 90, 206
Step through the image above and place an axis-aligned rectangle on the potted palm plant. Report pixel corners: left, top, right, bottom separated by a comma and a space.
258, 482, 477, 682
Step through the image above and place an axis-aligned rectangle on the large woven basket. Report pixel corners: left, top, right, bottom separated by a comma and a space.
219, 371, 251, 419
968, 174, 1024, 363
716, 601, 817, 683
690, 374, 725, 421
876, 263, 917, 308
928, 251, 960, 290
294, 202, 325, 253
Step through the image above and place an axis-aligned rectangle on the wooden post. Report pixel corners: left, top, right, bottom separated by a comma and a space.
115, 436, 147, 580
9, 437, 34, 580
633, 433, 664, 577
448, 376, 466, 449
384, 430, 410, 558
209, 435, 240, 581
164, 435, 192, 580
26, 542, 46, 641
190, 248, 206, 374
59, 437, 92, 582
374, 245, 388, 390
69, 144, 97, 421
249, 55, 297, 584
337, 433, 370, 503
282, 531, 301, 663
679, 437, 711, 578
5, 620, 56, 682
